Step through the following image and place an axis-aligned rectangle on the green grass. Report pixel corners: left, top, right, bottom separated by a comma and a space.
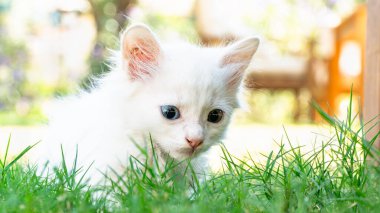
1, 97, 380, 212
0, 110, 47, 126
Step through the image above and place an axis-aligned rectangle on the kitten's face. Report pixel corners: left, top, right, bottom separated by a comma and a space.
121, 25, 259, 160
138, 53, 236, 160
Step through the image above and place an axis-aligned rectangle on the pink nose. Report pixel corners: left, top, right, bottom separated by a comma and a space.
186, 137, 203, 149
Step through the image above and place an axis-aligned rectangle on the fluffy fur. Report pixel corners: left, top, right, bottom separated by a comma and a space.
38, 24, 259, 184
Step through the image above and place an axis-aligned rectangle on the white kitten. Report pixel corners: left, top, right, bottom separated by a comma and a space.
39, 24, 259, 184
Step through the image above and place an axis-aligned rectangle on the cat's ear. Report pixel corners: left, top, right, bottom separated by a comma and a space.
121, 24, 162, 80
220, 37, 259, 90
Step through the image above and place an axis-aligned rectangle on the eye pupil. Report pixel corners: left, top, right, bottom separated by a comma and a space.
207, 109, 224, 123
161, 105, 180, 120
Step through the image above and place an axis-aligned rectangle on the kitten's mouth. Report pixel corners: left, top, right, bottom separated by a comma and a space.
178, 147, 201, 157
154, 142, 200, 159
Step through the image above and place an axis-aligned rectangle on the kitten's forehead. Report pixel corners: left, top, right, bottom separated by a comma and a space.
148, 45, 236, 114
162, 46, 221, 86
161, 44, 224, 86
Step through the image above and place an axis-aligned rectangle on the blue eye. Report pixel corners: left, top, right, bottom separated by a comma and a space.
207, 109, 224, 123
160, 105, 180, 120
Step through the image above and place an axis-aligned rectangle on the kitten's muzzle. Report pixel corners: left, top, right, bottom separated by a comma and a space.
186, 137, 203, 149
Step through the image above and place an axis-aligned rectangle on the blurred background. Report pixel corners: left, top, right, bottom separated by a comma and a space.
0, 0, 368, 158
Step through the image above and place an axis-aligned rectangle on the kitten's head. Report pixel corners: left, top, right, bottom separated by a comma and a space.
120, 24, 259, 160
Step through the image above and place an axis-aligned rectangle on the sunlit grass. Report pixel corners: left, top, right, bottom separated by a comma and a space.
0, 110, 46, 126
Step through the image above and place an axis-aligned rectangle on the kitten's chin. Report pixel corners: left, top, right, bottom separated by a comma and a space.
169, 147, 205, 161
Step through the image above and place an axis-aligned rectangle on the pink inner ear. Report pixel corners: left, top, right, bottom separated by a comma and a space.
227, 66, 245, 90
221, 52, 250, 67
220, 55, 247, 91
127, 39, 159, 80
130, 40, 157, 62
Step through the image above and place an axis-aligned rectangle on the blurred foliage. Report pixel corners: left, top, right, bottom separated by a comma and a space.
0, 14, 28, 109
0, 13, 29, 113
0, 8, 50, 125
235, 90, 311, 124
0, 108, 46, 125
142, 13, 198, 42
0, 39, 27, 110
82, 0, 135, 89
245, 0, 365, 55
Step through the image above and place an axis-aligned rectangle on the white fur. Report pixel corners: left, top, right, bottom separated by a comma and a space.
37, 25, 259, 184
